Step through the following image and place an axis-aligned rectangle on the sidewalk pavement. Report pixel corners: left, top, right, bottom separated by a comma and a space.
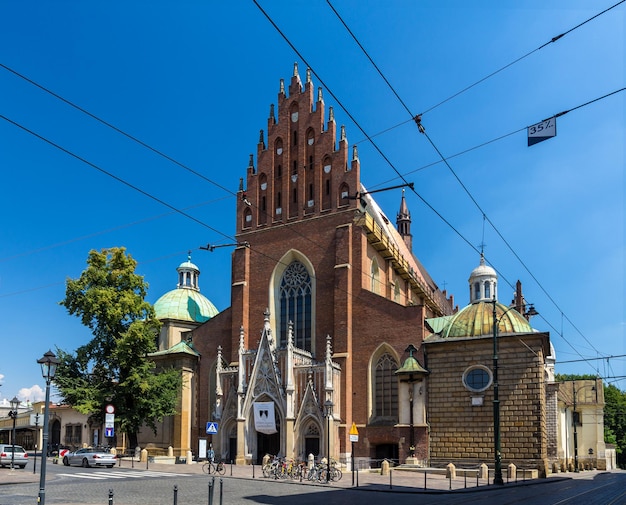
1, 457, 619, 494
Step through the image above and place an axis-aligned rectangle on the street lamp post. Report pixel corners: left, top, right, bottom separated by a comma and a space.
37, 350, 59, 505
491, 297, 538, 486
325, 399, 333, 483
8, 396, 19, 471
394, 344, 428, 463
491, 298, 504, 486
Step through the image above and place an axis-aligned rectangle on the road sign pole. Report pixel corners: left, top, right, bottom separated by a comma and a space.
351, 441, 355, 486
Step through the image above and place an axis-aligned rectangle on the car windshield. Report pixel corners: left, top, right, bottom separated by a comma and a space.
6, 446, 25, 452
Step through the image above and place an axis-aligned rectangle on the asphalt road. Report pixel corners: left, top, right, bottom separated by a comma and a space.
0, 460, 624, 505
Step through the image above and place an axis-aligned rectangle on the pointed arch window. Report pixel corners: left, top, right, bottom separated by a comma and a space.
374, 353, 399, 421
371, 258, 380, 294
279, 261, 312, 351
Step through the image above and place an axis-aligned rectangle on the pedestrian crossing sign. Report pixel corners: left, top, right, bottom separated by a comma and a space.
206, 422, 219, 434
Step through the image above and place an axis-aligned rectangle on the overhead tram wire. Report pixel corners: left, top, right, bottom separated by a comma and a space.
252, 0, 482, 258
0, 62, 236, 199
326, 3, 619, 362
0, 196, 230, 264
253, 0, 572, 316
0, 62, 425, 307
0, 114, 235, 244
0, 114, 394, 315
327, 0, 626, 132
370, 88, 625, 191
418, 0, 626, 116
0, 63, 355, 278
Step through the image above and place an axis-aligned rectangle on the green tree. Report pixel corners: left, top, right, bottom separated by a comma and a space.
603, 383, 626, 468
56, 247, 181, 450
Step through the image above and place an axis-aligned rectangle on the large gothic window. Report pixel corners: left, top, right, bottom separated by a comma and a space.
279, 261, 312, 351
374, 353, 399, 422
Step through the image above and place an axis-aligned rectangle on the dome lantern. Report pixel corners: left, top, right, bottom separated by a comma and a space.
469, 253, 497, 303
177, 251, 200, 291
154, 253, 219, 324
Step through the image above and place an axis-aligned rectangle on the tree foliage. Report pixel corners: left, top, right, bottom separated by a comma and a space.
56, 247, 181, 449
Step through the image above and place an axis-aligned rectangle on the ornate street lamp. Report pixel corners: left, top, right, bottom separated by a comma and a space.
37, 350, 59, 505
395, 344, 428, 462
325, 399, 334, 483
8, 396, 19, 471
491, 297, 539, 485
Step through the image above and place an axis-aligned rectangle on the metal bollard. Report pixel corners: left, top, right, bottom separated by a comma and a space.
208, 476, 215, 505
424, 471, 427, 490
389, 468, 393, 489
219, 478, 223, 505
252, 463, 255, 479
230, 460, 233, 476
464, 471, 467, 488
108, 489, 114, 505
173, 485, 178, 505
449, 472, 452, 490
356, 467, 359, 487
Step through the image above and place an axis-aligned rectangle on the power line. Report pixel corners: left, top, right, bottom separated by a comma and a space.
558, 355, 626, 364
0, 114, 234, 243
419, 0, 625, 115
323, 2, 622, 365
330, 0, 625, 141
0, 196, 230, 264
0, 62, 236, 199
0, 114, 415, 322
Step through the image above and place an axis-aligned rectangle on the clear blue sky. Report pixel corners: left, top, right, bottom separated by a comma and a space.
1, 1, 624, 404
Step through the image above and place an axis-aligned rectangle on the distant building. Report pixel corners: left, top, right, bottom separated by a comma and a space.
557, 378, 607, 470
0, 402, 95, 454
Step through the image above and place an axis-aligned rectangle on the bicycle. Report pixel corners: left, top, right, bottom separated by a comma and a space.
202, 459, 226, 475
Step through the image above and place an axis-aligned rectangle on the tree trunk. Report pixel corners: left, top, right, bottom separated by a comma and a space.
128, 432, 138, 451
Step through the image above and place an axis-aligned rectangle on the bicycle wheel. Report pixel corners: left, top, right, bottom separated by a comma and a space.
216, 462, 226, 475
332, 467, 342, 481
202, 462, 211, 474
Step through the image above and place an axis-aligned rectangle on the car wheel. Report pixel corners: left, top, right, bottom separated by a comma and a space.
19, 465, 26, 469
107, 465, 114, 468
63, 457, 70, 466
82, 458, 90, 468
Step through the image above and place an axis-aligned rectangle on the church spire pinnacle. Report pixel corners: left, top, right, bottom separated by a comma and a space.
396, 189, 412, 252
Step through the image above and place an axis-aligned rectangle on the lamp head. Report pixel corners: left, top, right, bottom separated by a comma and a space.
525, 304, 539, 318
324, 399, 334, 415
37, 350, 60, 381
10, 396, 19, 411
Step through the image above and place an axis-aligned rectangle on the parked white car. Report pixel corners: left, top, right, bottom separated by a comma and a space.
62, 447, 117, 468
0, 444, 28, 469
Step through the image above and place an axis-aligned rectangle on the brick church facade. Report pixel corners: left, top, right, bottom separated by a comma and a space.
145, 64, 554, 472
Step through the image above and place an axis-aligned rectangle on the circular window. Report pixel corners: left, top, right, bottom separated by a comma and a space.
462, 366, 492, 392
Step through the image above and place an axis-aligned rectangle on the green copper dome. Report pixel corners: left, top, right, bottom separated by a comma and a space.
153, 253, 219, 323
440, 301, 532, 338
154, 288, 218, 323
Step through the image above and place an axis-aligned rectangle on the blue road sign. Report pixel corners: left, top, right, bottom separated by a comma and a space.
206, 422, 218, 434
105, 427, 114, 437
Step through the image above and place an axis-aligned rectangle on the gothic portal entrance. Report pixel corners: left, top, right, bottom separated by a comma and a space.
256, 431, 280, 464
